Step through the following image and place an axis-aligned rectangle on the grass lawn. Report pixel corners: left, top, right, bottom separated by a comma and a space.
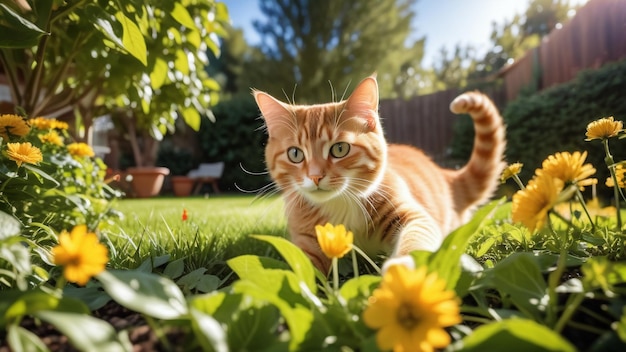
103, 194, 287, 278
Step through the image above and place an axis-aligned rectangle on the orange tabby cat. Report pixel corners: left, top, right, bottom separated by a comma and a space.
254, 76, 505, 273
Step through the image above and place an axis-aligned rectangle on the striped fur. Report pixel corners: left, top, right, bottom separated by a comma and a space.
254, 77, 506, 273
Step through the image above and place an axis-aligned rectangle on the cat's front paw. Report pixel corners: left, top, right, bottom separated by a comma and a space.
381, 255, 415, 274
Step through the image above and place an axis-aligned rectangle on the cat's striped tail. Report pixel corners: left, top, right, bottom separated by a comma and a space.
448, 91, 506, 214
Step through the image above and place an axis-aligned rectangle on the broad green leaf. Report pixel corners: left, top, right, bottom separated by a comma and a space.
114, 11, 147, 66
227, 303, 283, 351
63, 286, 111, 311
232, 275, 313, 350
6, 325, 48, 352
177, 267, 208, 287
150, 58, 169, 90
196, 275, 221, 293
96, 270, 188, 320
251, 235, 317, 293
189, 308, 228, 352
0, 211, 20, 239
457, 319, 576, 351
426, 198, 503, 289
181, 106, 201, 131
477, 253, 548, 322
0, 4, 48, 48
339, 275, 380, 301
4, 290, 89, 326
171, 3, 196, 29
136, 254, 171, 272
163, 257, 185, 279
34, 310, 132, 352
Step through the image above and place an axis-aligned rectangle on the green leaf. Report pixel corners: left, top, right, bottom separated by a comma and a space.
0, 4, 48, 48
114, 11, 147, 66
339, 275, 381, 301
163, 257, 185, 279
477, 253, 548, 322
63, 286, 111, 311
171, 3, 196, 29
3, 290, 89, 326
189, 308, 229, 352
23, 164, 60, 187
96, 270, 188, 320
457, 319, 576, 352
425, 198, 503, 289
34, 310, 132, 352
251, 235, 317, 294
181, 106, 201, 131
150, 58, 169, 90
0, 211, 20, 239
6, 325, 48, 352
137, 254, 171, 272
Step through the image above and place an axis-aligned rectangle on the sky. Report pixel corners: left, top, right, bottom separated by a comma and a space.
221, 0, 588, 67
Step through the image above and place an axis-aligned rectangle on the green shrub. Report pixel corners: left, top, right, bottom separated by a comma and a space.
197, 93, 269, 192
451, 58, 626, 195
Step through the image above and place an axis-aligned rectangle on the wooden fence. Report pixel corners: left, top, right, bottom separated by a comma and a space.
381, 0, 626, 161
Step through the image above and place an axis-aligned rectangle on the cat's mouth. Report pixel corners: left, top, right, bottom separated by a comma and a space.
301, 187, 339, 203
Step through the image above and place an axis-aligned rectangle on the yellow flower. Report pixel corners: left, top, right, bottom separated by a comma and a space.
540, 151, 597, 189
0, 114, 30, 141
52, 225, 108, 286
512, 171, 565, 232
67, 142, 95, 158
38, 130, 64, 146
585, 116, 623, 141
29, 116, 69, 130
606, 164, 626, 188
500, 162, 523, 183
315, 223, 353, 259
6, 142, 43, 167
363, 265, 461, 352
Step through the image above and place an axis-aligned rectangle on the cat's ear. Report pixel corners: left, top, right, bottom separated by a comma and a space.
344, 76, 379, 132
253, 90, 293, 137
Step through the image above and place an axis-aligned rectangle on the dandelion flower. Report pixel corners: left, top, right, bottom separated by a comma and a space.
67, 142, 95, 158
363, 265, 461, 352
541, 151, 597, 189
6, 142, 43, 167
315, 223, 353, 259
585, 116, 623, 141
500, 162, 523, 183
512, 171, 565, 232
0, 114, 30, 141
52, 225, 108, 286
38, 130, 64, 146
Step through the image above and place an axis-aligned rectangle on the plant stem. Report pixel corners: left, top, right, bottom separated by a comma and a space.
144, 315, 172, 351
554, 293, 585, 333
351, 249, 358, 278
332, 257, 339, 291
513, 174, 526, 190
604, 139, 622, 230
546, 217, 568, 328
575, 189, 595, 231
352, 245, 381, 274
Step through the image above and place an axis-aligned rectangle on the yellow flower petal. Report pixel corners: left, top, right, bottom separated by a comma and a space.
67, 142, 95, 158
585, 116, 623, 140
315, 223, 353, 259
6, 142, 43, 167
0, 114, 30, 140
512, 170, 564, 232
52, 225, 108, 286
363, 265, 460, 352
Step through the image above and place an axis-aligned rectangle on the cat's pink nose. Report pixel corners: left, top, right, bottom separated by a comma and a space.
310, 175, 323, 186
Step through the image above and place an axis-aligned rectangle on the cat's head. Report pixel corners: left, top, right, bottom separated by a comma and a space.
254, 76, 387, 205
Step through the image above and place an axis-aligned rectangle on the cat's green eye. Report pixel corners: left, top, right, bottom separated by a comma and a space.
287, 147, 305, 163
330, 142, 350, 158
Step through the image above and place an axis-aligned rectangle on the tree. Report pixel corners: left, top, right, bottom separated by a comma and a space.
246, 0, 425, 102
0, 0, 229, 167
472, 0, 576, 79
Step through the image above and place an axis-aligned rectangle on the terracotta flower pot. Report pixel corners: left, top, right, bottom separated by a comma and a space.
127, 167, 170, 198
171, 176, 196, 197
